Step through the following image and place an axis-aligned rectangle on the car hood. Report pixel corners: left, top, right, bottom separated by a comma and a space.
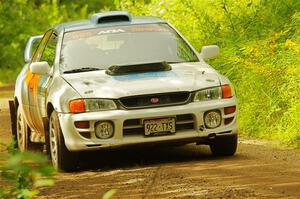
61, 62, 221, 99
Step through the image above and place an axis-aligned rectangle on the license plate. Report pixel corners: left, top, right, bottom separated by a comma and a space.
144, 118, 176, 136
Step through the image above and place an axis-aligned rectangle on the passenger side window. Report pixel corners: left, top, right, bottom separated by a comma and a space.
40, 32, 58, 66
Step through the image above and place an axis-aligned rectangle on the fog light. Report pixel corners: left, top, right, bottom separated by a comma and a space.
204, 110, 221, 129
95, 121, 114, 139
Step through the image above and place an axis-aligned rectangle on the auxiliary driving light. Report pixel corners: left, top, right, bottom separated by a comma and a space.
95, 121, 114, 139
204, 110, 222, 129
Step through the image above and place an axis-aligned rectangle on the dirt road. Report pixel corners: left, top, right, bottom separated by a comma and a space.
0, 98, 299, 199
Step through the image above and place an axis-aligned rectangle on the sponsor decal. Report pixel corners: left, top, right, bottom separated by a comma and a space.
64, 24, 170, 41
98, 29, 125, 35
113, 71, 177, 81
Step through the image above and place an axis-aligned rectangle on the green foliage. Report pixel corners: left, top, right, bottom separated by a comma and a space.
119, 0, 300, 147
102, 189, 117, 199
0, 0, 299, 146
0, 0, 116, 85
0, 141, 55, 199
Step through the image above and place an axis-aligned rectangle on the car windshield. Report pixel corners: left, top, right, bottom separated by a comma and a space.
60, 23, 199, 73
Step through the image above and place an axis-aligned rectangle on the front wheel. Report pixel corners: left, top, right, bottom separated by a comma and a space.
209, 134, 238, 156
49, 111, 78, 171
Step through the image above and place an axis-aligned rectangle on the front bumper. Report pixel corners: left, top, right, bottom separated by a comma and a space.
58, 97, 238, 151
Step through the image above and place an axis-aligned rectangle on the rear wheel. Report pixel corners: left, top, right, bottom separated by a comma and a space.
49, 111, 78, 171
209, 134, 238, 156
16, 106, 43, 152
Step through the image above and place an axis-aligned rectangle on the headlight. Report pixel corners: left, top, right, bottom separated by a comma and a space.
194, 87, 222, 101
85, 99, 117, 111
193, 85, 234, 102
69, 99, 117, 113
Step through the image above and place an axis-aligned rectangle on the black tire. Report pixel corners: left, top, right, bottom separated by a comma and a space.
49, 111, 78, 171
209, 134, 238, 156
16, 106, 43, 152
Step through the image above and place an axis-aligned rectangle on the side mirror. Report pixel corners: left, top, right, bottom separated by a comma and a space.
200, 45, 220, 60
30, 61, 51, 76
24, 35, 43, 63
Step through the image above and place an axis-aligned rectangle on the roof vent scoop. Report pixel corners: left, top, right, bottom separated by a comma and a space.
91, 11, 132, 24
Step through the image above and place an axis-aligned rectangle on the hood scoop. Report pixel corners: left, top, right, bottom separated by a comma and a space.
106, 61, 172, 76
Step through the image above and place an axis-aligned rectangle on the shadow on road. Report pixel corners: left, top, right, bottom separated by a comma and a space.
75, 144, 241, 171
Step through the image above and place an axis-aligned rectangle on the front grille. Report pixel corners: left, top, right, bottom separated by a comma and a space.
123, 114, 195, 136
119, 92, 190, 109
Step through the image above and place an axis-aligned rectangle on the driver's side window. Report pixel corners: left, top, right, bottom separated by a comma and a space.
31, 30, 53, 63
41, 32, 58, 66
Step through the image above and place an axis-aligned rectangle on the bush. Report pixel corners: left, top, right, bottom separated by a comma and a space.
0, 0, 115, 85
0, 0, 298, 147
118, 0, 300, 147
0, 142, 55, 199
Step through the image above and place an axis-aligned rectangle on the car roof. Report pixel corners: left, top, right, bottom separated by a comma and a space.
53, 12, 167, 33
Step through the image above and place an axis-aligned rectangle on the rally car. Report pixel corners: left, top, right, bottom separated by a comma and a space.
9, 11, 238, 171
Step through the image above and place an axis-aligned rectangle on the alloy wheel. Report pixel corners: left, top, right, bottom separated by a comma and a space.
49, 114, 58, 169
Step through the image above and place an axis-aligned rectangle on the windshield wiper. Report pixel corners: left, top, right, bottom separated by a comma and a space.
167, 61, 184, 64
63, 67, 102, 74
167, 60, 198, 64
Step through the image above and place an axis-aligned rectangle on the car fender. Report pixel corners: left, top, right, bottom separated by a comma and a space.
46, 76, 82, 114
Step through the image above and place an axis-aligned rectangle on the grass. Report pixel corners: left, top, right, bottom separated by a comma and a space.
0, 68, 19, 87
120, 0, 300, 148
0, 91, 14, 99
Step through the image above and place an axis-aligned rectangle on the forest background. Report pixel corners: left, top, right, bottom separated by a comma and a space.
0, 0, 299, 147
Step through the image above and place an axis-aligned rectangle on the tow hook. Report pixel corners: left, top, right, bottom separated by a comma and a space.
196, 133, 217, 145
208, 133, 216, 140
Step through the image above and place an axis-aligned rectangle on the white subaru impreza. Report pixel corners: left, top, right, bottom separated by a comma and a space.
10, 11, 238, 171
